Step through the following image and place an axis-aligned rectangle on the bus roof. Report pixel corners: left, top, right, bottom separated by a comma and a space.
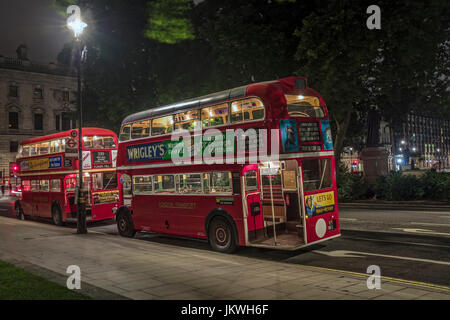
20, 127, 117, 145
121, 76, 308, 124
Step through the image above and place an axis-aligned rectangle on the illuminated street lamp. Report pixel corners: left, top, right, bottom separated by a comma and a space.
67, 5, 87, 234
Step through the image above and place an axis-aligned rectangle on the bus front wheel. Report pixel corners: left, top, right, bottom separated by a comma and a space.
117, 212, 136, 238
208, 217, 237, 253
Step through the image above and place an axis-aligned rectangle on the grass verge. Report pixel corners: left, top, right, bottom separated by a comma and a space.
0, 260, 90, 300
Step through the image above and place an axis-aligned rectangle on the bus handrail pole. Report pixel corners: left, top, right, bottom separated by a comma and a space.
270, 175, 277, 245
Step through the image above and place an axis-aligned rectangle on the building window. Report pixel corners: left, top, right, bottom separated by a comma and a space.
34, 113, 43, 130
62, 112, 71, 130
8, 112, 19, 129
33, 88, 43, 99
8, 85, 18, 97
63, 91, 69, 102
10, 141, 18, 153
55, 114, 60, 131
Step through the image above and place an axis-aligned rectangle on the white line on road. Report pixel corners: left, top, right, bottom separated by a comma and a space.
313, 250, 450, 266
410, 222, 450, 227
340, 218, 358, 221
345, 236, 450, 249
393, 228, 450, 237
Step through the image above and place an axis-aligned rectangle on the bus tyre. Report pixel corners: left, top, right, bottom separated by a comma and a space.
208, 217, 237, 253
51, 205, 63, 226
16, 205, 25, 221
117, 212, 136, 238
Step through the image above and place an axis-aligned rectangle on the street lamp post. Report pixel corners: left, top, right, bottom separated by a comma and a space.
67, 5, 87, 234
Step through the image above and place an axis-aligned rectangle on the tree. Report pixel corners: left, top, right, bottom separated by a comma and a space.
295, 1, 378, 168
295, 0, 449, 173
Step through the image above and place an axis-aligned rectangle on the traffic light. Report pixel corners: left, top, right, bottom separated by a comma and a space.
10, 163, 19, 177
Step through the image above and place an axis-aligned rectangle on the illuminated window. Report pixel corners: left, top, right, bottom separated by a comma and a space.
92, 172, 118, 190
31, 180, 40, 192
203, 172, 232, 194
50, 179, 61, 192
151, 116, 173, 136
40, 180, 49, 192
131, 120, 150, 139
177, 173, 202, 194
201, 103, 229, 128
133, 175, 152, 194
23, 180, 31, 192
285, 94, 324, 118
174, 110, 200, 131
38, 142, 49, 155
30, 144, 37, 156
153, 175, 176, 193
231, 98, 264, 123
119, 124, 131, 141
84, 136, 116, 149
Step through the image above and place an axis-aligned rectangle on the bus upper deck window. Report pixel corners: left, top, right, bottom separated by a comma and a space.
103, 136, 116, 149
201, 103, 229, 128
131, 120, 150, 139
231, 98, 264, 123
285, 94, 324, 118
22, 145, 30, 157
30, 144, 37, 156
39, 142, 49, 155
119, 124, 131, 141
174, 110, 200, 131
151, 116, 173, 136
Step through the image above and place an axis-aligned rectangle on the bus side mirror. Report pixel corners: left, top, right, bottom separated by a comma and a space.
250, 202, 261, 216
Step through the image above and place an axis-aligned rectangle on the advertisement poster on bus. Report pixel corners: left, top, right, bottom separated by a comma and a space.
125, 136, 233, 163
321, 120, 334, 151
280, 119, 299, 153
304, 191, 335, 217
20, 156, 62, 171
82, 151, 91, 169
92, 190, 120, 204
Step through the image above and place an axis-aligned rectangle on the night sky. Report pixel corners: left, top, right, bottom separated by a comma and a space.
0, 0, 72, 63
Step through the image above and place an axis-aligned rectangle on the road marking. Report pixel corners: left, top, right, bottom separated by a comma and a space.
0, 208, 8, 212
410, 222, 450, 227
393, 228, 450, 237
313, 250, 450, 266
299, 265, 450, 293
345, 236, 450, 249
340, 218, 358, 221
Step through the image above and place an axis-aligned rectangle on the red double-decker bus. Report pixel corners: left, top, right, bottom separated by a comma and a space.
15, 128, 121, 225
116, 77, 340, 252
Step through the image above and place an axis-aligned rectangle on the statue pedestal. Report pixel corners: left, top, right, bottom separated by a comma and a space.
360, 147, 389, 184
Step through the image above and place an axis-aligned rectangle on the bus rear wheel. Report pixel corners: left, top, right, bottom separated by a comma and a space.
117, 212, 136, 238
51, 205, 63, 226
16, 205, 25, 221
208, 217, 237, 253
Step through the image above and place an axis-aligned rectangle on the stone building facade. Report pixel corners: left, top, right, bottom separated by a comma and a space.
0, 51, 77, 187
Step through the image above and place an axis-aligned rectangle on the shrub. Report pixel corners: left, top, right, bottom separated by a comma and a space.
420, 170, 450, 201
337, 164, 368, 202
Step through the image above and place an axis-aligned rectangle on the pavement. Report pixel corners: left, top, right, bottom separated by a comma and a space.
0, 216, 449, 300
